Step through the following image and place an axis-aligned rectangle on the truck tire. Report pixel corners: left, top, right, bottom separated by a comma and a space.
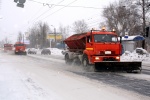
65, 54, 72, 65
82, 55, 89, 67
73, 58, 81, 66
82, 55, 95, 72
24, 52, 27, 55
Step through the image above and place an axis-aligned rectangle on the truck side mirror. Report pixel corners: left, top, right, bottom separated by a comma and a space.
120, 36, 122, 43
146, 26, 149, 37
89, 42, 93, 45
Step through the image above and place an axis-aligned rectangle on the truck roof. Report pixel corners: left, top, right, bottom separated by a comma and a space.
64, 31, 117, 42
15, 42, 25, 44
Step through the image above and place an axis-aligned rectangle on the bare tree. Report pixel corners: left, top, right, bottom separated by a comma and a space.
0, 37, 12, 47
28, 21, 50, 48
0, 40, 4, 47
38, 21, 50, 48
17, 32, 23, 42
4, 37, 11, 44
72, 19, 89, 34
59, 24, 71, 40
101, 1, 142, 36
28, 26, 37, 48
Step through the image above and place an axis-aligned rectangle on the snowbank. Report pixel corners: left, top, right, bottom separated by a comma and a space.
121, 48, 150, 61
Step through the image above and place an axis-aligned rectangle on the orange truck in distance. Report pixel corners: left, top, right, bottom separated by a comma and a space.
14, 42, 27, 55
4, 44, 13, 52
64, 28, 142, 73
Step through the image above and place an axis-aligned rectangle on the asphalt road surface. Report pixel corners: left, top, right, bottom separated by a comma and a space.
0, 51, 150, 100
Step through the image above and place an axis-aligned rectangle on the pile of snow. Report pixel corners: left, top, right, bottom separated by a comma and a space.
121, 48, 150, 61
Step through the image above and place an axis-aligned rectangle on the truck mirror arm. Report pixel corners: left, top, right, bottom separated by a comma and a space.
120, 36, 122, 44
89, 42, 93, 45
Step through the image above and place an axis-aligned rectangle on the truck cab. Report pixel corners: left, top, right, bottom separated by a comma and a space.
85, 30, 121, 64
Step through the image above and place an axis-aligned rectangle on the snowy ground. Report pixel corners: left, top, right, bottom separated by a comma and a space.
0, 48, 150, 100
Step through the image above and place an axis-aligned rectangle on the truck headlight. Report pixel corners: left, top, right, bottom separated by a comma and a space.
95, 57, 99, 60
116, 56, 120, 60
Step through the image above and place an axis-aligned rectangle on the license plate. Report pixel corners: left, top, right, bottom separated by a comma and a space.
105, 51, 111, 54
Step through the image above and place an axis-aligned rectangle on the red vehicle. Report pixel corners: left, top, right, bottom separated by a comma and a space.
64, 28, 142, 73
14, 42, 27, 55
4, 44, 13, 51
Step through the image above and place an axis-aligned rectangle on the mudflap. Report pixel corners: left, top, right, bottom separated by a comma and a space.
95, 61, 142, 73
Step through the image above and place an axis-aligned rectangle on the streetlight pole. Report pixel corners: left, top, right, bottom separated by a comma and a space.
23, 34, 24, 43
142, 0, 146, 49
54, 27, 56, 43
51, 25, 56, 46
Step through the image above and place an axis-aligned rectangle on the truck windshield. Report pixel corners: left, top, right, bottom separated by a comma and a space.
15, 44, 25, 46
94, 34, 118, 42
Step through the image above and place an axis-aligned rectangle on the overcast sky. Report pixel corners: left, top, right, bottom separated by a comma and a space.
0, 0, 115, 43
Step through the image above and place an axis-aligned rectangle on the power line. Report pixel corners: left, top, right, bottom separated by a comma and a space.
27, 6, 44, 23
23, 0, 65, 30
23, 0, 104, 32
29, 0, 104, 9
41, 0, 77, 21
30, 0, 64, 23
28, 0, 54, 22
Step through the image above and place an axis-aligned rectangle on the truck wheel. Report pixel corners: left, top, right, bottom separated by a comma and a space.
73, 58, 81, 66
65, 54, 72, 65
24, 52, 27, 55
82, 55, 89, 67
82, 55, 95, 72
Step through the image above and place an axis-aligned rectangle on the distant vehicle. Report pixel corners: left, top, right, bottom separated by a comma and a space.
4, 44, 13, 52
27, 48, 37, 54
41, 48, 51, 55
135, 48, 148, 55
14, 42, 27, 55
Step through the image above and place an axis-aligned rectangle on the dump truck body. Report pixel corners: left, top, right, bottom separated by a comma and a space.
64, 29, 142, 73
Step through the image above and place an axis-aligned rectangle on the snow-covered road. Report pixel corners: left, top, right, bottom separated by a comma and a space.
0, 52, 150, 100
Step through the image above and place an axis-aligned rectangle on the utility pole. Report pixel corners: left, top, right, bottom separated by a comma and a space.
23, 34, 24, 43
142, 0, 146, 49
51, 25, 57, 47
54, 28, 56, 43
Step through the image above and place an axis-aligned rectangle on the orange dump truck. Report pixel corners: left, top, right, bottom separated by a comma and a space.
64, 28, 142, 73
14, 42, 27, 55
4, 44, 13, 51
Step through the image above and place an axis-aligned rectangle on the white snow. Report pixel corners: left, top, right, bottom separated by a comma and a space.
0, 48, 150, 100
121, 48, 150, 62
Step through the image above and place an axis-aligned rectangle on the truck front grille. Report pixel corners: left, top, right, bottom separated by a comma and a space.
103, 57, 116, 61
